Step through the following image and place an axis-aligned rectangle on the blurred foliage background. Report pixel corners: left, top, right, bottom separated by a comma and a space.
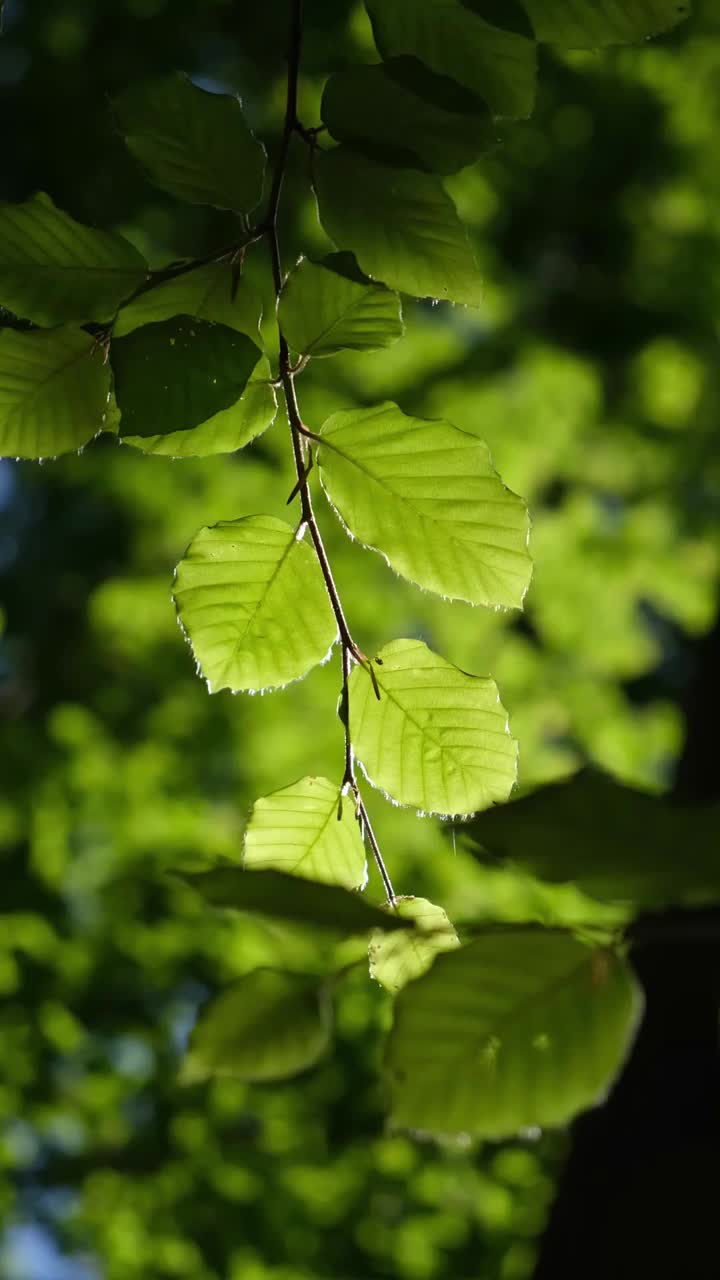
1, 1, 720, 1277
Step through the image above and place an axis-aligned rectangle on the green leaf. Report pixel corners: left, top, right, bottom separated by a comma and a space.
386, 931, 643, 1138
182, 969, 331, 1084
173, 516, 338, 693
113, 72, 265, 212
314, 148, 483, 305
317, 402, 532, 609
278, 254, 403, 358
243, 777, 367, 890
365, 0, 537, 119
111, 316, 261, 439
462, 769, 720, 909
370, 896, 459, 993
520, 0, 690, 46
0, 327, 112, 459
181, 867, 411, 934
321, 58, 497, 176
348, 639, 518, 816
0, 192, 148, 326
113, 263, 263, 341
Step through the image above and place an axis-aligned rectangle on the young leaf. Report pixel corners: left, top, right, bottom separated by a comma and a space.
112, 72, 265, 212
181, 868, 411, 934
182, 969, 331, 1084
369, 896, 459, 993
0, 328, 111, 459
348, 639, 518, 816
520, 0, 690, 46
0, 192, 148, 326
173, 516, 338, 693
242, 777, 367, 889
314, 148, 483, 305
386, 931, 643, 1138
114, 263, 263, 341
365, 0, 537, 119
462, 769, 720, 909
111, 316, 261, 438
322, 58, 497, 176
278, 254, 403, 358
317, 402, 532, 609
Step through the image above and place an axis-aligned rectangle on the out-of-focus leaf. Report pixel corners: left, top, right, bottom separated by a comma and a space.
111, 316, 260, 438
243, 777, 367, 889
386, 931, 642, 1137
173, 516, 337, 692
278, 254, 403, 358
317, 401, 532, 608
369, 896, 459, 993
348, 639, 518, 816
182, 969, 331, 1083
520, 0, 691, 46
0, 192, 148, 326
0, 328, 111, 459
113, 72, 265, 211
314, 148, 483, 305
114, 263, 263, 341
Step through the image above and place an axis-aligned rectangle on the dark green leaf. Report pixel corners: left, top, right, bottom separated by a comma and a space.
279, 254, 403, 358
520, 0, 691, 46
182, 969, 331, 1083
322, 58, 497, 175
314, 148, 483, 305
112, 316, 260, 438
0, 192, 148, 326
386, 931, 643, 1138
0, 327, 112, 459
112, 72, 265, 212
114, 263, 263, 341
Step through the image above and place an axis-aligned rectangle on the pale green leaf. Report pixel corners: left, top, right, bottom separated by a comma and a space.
365, 0, 537, 119
0, 192, 148, 326
173, 516, 338, 693
279, 253, 403, 358
0, 327, 112, 459
314, 148, 483, 305
348, 639, 518, 816
112, 316, 261, 438
113, 263, 263, 341
370, 896, 459, 993
322, 58, 497, 176
181, 867, 411, 934
520, 0, 690, 46
317, 402, 532, 609
113, 72, 265, 212
243, 777, 367, 889
386, 931, 643, 1138
182, 969, 331, 1083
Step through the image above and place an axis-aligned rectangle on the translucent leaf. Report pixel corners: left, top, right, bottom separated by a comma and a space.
113, 263, 263, 341
242, 777, 367, 889
111, 316, 261, 438
278, 253, 403, 358
0, 192, 148, 326
182, 969, 331, 1084
173, 516, 338, 693
386, 931, 643, 1138
369, 896, 459, 993
181, 867, 411, 934
520, 0, 690, 46
0, 327, 111, 459
365, 0, 537, 119
112, 71, 265, 212
314, 148, 483, 305
463, 769, 720, 909
322, 58, 497, 176
317, 402, 532, 609
348, 639, 518, 816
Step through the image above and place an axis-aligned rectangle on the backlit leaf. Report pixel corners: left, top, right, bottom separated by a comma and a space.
0, 192, 148, 326
278, 253, 403, 358
317, 402, 532, 608
348, 639, 518, 816
386, 931, 642, 1138
242, 777, 366, 889
520, 0, 690, 46
369, 897, 459, 993
114, 263, 263, 341
0, 327, 112, 459
173, 516, 338, 693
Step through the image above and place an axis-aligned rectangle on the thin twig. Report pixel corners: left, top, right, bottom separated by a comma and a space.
115, 224, 267, 314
